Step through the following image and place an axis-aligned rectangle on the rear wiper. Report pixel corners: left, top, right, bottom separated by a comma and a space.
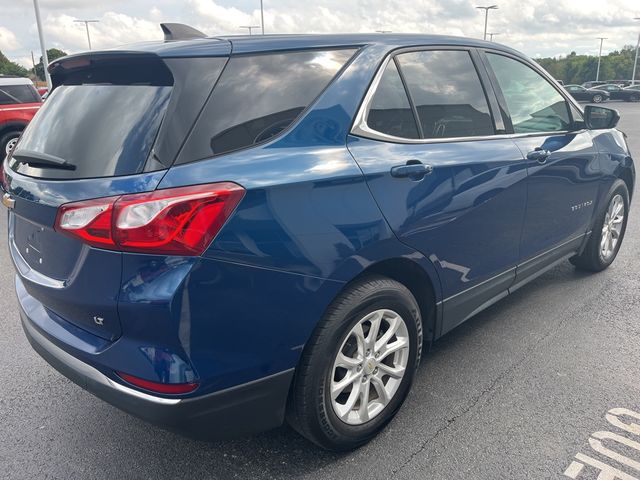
11, 150, 76, 170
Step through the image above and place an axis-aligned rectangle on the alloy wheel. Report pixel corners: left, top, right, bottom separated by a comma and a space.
600, 194, 625, 262
330, 309, 410, 425
5, 137, 18, 156
593, 94, 603, 103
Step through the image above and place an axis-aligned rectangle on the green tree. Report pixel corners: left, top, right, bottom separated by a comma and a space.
34, 48, 68, 80
0, 50, 29, 77
535, 45, 639, 84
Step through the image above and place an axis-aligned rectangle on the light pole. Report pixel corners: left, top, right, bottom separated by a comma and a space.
32, 0, 51, 90
260, 0, 265, 35
596, 37, 607, 81
632, 18, 640, 86
240, 25, 261, 35
488, 32, 500, 41
74, 19, 99, 50
476, 5, 498, 41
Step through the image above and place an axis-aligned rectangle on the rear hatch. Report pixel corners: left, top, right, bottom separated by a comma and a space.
4, 49, 229, 340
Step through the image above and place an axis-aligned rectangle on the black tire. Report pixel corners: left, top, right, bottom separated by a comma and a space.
592, 94, 603, 103
1, 130, 21, 160
570, 179, 629, 272
287, 275, 423, 451
630, 93, 639, 102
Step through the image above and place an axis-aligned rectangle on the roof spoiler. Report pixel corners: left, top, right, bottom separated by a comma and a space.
160, 23, 207, 41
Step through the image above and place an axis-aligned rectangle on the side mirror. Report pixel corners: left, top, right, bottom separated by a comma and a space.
584, 105, 620, 129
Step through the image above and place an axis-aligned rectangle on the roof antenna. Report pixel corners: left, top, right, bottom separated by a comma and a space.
160, 23, 207, 41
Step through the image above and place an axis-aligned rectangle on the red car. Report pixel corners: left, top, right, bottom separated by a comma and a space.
0, 76, 42, 158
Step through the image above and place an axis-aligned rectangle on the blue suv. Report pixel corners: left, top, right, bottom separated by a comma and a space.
3, 25, 634, 451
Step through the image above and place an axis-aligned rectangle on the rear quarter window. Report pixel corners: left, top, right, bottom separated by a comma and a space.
177, 48, 356, 163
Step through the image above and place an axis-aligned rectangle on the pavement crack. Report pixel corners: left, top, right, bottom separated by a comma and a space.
389, 286, 606, 477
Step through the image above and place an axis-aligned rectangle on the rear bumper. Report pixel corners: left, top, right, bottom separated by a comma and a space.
21, 310, 294, 439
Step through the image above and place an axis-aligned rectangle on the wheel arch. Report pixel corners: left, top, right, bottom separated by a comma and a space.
341, 257, 440, 346
619, 165, 635, 201
0, 121, 27, 139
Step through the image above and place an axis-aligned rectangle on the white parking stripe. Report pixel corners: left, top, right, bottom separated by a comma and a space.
564, 408, 640, 479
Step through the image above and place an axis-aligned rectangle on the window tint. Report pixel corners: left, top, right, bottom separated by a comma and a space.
366, 60, 419, 139
396, 50, 494, 139
486, 53, 571, 133
11, 85, 171, 179
178, 49, 356, 162
0, 85, 39, 105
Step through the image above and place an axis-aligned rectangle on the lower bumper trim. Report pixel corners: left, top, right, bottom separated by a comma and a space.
21, 312, 295, 439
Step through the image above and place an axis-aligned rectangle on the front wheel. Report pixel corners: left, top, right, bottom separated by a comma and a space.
287, 276, 423, 451
570, 180, 629, 272
592, 94, 603, 103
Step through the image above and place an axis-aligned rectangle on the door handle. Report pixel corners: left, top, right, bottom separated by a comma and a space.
390, 161, 433, 180
526, 148, 551, 164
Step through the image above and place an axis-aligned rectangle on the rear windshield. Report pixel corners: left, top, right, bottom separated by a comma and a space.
0, 84, 40, 105
177, 48, 356, 163
10, 84, 171, 179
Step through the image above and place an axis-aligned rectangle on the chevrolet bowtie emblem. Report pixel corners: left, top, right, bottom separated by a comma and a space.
2, 193, 15, 210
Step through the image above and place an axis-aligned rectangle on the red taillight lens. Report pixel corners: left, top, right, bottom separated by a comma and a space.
55, 182, 244, 255
117, 372, 199, 395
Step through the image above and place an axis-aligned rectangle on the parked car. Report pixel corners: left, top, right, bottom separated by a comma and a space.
0, 76, 41, 158
593, 84, 640, 102
582, 80, 607, 89
2, 26, 634, 451
624, 84, 640, 92
565, 84, 609, 103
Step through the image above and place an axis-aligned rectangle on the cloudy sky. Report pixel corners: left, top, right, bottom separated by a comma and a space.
1, 0, 639, 68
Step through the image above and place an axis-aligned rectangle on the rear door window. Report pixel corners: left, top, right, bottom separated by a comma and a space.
396, 50, 495, 139
0, 84, 40, 104
177, 48, 356, 163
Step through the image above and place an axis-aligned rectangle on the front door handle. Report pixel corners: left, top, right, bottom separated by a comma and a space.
526, 148, 551, 164
390, 161, 434, 180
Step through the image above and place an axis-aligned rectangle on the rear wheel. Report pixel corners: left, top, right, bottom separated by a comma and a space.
630, 93, 639, 102
1, 130, 21, 159
570, 180, 629, 272
592, 94, 603, 103
287, 276, 422, 451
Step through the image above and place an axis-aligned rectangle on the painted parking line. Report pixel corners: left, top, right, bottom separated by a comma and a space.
564, 408, 640, 479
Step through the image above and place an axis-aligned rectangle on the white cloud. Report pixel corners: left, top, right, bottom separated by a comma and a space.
1, 0, 640, 65
0, 26, 20, 51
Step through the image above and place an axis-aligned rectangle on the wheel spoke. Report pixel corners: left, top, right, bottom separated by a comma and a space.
353, 323, 366, 357
358, 382, 371, 422
377, 363, 406, 379
374, 315, 401, 352
378, 337, 408, 362
336, 352, 361, 369
331, 370, 361, 400
370, 376, 390, 406
365, 311, 383, 350
340, 382, 361, 417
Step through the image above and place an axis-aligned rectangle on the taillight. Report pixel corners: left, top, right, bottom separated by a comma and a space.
55, 182, 244, 255
117, 372, 199, 395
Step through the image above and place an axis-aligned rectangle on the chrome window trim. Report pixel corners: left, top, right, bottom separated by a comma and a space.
351, 45, 585, 145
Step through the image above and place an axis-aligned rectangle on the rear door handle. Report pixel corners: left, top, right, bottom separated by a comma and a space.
390, 161, 433, 180
526, 148, 551, 163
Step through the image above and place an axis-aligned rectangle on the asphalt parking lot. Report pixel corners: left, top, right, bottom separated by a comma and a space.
1, 101, 639, 480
